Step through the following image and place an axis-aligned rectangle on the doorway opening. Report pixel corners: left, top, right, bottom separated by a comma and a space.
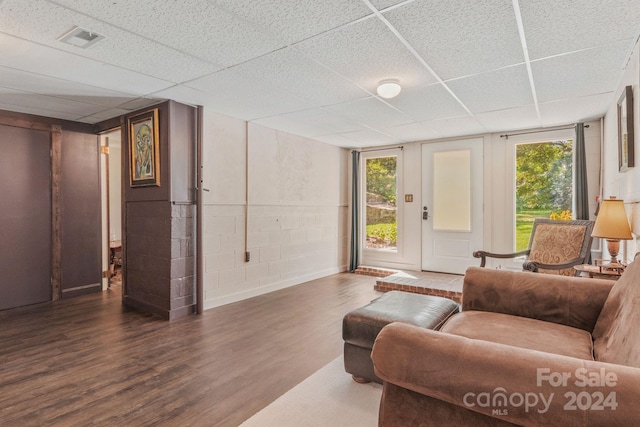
100, 128, 123, 291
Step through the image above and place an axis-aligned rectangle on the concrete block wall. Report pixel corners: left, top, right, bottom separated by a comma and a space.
201, 111, 349, 309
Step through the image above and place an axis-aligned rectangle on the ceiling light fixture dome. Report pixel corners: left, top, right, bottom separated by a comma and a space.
376, 79, 401, 99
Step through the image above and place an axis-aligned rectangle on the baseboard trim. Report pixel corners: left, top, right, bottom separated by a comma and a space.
203, 267, 344, 310
61, 282, 101, 298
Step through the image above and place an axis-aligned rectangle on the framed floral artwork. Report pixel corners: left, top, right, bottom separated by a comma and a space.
129, 109, 160, 187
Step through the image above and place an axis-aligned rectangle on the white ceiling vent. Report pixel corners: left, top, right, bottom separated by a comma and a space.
58, 26, 105, 48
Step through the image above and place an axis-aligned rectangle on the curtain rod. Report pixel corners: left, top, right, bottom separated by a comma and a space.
500, 124, 589, 139
353, 145, 404, 153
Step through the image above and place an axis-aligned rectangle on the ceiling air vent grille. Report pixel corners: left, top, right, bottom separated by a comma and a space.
58, 26, 105, 48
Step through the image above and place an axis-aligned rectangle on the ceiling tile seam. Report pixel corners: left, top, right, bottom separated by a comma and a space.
179, 46, 292, 87
45, 0, 228, 74
374, 0, 419, 14
0, 63, 134, 99
0, 30, 176, 90
538, 91, 614, 105
442, 62, 527, 83
246, 103, 367, 132
0, 81, 132, 109
287, 12, 378, 48
528, 38, 636, 65
288, 44, 423, 121
204, 0, 377, 60
511, 0, 541, 126
0, 97, 84, 118
359, 0, 488, 134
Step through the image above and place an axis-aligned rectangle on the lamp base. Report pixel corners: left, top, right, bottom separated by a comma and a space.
606, 239, 621, 264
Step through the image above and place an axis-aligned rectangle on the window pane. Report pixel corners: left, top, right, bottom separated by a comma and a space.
515, 140, 573, 251
365, 156, 397, 251
433, 150, 471, 232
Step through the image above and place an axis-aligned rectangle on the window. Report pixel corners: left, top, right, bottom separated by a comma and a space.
364, 155, 398, 252
515, 139, 573, 251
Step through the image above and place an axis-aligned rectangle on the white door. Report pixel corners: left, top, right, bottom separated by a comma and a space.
422, 138, 483, 274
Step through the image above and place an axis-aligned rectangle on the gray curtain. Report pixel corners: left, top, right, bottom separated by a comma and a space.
349, 151, 360, 272
575, 123, 589, 220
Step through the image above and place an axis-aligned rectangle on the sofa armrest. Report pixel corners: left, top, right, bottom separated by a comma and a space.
372, 323, 640, 426
462, 267, 613, 332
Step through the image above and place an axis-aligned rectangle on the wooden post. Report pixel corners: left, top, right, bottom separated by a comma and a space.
51, 125, 62, 300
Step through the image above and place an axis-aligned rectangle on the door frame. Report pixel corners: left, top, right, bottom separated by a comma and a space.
421, 138, 484, 274
360, 147, 404, 266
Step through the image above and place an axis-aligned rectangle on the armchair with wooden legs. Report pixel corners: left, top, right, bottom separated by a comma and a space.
473, 218, 594, 276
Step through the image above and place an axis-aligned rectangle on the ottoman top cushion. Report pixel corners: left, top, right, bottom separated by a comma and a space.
343, 291, 459, 348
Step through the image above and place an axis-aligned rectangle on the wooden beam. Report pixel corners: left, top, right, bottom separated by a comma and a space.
51, 125, 62, 301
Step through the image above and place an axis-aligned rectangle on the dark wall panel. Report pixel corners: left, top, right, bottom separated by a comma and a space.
60, 130, 101, 297
0, 124, 51, 309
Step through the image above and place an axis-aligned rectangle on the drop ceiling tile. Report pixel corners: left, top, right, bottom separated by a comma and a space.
149, 85, 211, 108
230, 47, 369, 106
0, 66, 139, 107
475, 105, 541, 133
532, 42, 630, 103
327, 97, 412, 129
381, 122, 442, 142
520, 0, 640, 60
0, 87, 104, 118
254, 108, 364, 137
78, 107, 131, 123
539, 93, 613, 127
116, 98, 165, 112
334, 129, 402, 148
0, 33, 174, 95
369, 0, 407, 11
210, 0, 372, 44
384, 0, 524, 79
52, 0, 285, 67
296, 16, 436, 91
313, 133, 361, 147
0, 0, 220, 82
180, 69, 317, 120
420, 115, 486, 139
386, 83, 468, 122
0, 101, 81, 121
446, 65, 533, 113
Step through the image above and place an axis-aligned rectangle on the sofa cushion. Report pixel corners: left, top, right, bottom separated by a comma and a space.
441, 311, 594, 360
593, 257, 640, 367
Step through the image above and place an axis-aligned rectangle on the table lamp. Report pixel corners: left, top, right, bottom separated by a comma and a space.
592, 197, 632, 264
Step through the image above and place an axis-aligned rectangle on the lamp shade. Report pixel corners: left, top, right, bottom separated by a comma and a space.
592, 198, 633, 240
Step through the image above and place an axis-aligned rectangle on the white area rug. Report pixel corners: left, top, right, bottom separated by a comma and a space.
240, 356, 382, 427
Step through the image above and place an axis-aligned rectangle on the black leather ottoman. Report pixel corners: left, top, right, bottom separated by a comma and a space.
343, 291, 459, 384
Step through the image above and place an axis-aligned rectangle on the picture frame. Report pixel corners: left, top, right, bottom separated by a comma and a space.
129, 109, 160, 187
618, 85, 634, 172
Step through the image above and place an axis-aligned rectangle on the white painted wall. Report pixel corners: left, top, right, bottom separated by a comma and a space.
201, 110, 349, 309
602, 38, 640, 261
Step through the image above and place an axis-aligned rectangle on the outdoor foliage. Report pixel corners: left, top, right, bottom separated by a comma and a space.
549, 209, 572, 220
366, 222, 397, 245
366, 157, 397, 205
516, 140, 572, 212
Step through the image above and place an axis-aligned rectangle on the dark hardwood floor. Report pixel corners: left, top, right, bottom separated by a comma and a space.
0, 273, 381, 426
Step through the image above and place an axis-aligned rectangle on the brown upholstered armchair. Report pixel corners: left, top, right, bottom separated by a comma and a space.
473, 218, 594, 275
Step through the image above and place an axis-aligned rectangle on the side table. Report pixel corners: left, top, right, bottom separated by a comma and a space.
574, 264, 623, 280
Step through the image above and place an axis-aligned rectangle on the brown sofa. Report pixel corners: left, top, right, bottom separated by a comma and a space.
371, 259, 640, 426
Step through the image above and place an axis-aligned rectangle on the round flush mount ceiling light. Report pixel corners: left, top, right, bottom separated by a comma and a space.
376, 79, 401, 99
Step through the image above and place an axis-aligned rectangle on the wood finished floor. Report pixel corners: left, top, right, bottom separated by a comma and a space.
0, 273, 381, 427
